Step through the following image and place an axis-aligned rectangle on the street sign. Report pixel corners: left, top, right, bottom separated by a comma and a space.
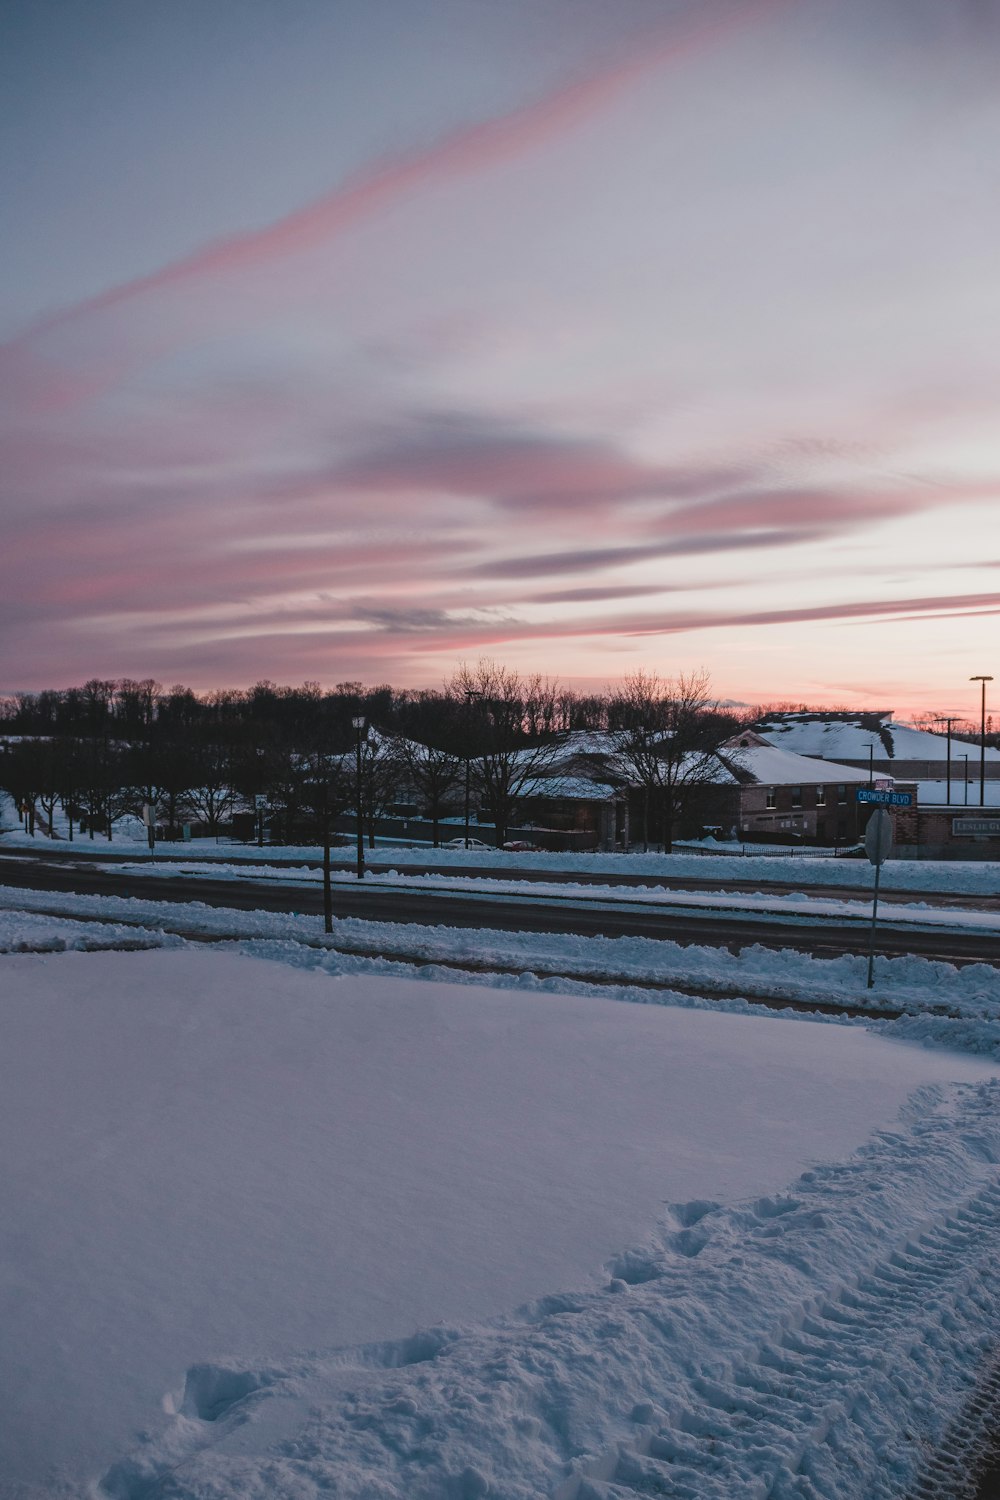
856, 788, 913, 807
254, 794, 268, 809
864, 808, 893, 866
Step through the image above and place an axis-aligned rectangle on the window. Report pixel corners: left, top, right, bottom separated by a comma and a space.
765, 787, 776, 809
837, 784, 847, 804
816, 785, 826, 806
791, 785, 802, 807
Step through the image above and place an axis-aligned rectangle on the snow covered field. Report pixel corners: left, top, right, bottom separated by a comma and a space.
3, 946, 1000, 1499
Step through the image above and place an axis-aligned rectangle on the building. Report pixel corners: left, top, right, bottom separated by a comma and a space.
754, 711, 1000, 784
719, 732, 875, 845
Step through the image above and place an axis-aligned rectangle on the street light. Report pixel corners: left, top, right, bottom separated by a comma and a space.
314, 752, 334, 934
864, 742, 875, 788
959, 752, 970, 805
970, 676, 993, 808
351, 716, 367, 879
934, 715, 959, 805
463, 690, 483, 849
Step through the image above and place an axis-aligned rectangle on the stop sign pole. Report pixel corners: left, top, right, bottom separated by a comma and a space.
864, 807, 893, 989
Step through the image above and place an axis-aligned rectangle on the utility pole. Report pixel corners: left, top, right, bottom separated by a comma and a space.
934, 716, 958, 804
463, 689, 482, 849
970, 676, 993, 808
351, 717, 366, 879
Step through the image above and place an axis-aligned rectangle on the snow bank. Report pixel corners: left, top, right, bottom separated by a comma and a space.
2, 889, 1000, 1029
0, 908, 181, 954
5, 822, 999, 894
92, 857, 1000, 932
1, 947, 996, 1500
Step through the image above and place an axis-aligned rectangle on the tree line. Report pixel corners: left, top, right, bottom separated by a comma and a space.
0, 663, 812, 850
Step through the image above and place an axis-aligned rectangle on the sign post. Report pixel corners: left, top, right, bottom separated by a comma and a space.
141, 802, 156, 853
863, 807, 893, 989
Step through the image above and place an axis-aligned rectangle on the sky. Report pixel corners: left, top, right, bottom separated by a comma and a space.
1, 0, 998, 717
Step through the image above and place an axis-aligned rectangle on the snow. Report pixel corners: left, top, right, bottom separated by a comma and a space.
725, 740, 874, 785
72, 856, 1000, 934
2, 946, 999, 1500
3, 890, 1000, 1031
516, 774, 619, 801
0, 907, 182, 953
757, 714, 1000, 765
7, 822, 1000, 895
917, 778, 1000, 808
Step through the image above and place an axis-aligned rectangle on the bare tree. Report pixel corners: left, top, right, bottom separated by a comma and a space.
609, 669, 723, 852
181, 735, 239, 836
351, 728, 404, 849
395, 693, 463, 846
0, 739, 44, 835
449, 661, 558, 847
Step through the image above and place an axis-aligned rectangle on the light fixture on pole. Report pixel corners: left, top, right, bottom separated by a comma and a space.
315, 752, 333, 934
864, 742, 875, 788
351, 716, 367, 880
463, 689, 482, 850
970, 676, 993, 808
934, 716, 958, 805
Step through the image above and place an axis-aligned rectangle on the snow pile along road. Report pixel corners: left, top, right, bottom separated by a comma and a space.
5, 822, 1000, 896
3, 891, 1000, 1036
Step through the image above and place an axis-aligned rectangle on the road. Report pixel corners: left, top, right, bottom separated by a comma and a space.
3, 852, 999, 967
2, 841, 998, 909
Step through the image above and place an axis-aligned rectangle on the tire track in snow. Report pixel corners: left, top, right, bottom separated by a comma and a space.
555, 1176, 1000, 1500
91, 1088, 1000, 1500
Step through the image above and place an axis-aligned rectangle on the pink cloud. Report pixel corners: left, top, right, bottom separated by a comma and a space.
0, 0, 790, 411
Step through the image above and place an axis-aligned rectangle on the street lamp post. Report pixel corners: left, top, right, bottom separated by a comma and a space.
463, 690, 482, 849
934, 716, 958, 805
960, 753, 970, 804
351, 716, 366, 879
318, 761, 333, 934
864, 742, 875, 788
970, 676, 993, 809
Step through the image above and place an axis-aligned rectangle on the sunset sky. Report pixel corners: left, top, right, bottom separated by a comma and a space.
2, 0, 998, 716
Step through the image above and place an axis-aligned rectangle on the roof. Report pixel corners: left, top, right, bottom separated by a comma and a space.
518, 775, 621, 802
722, 738, 875, 786
754, 713, 1000, 763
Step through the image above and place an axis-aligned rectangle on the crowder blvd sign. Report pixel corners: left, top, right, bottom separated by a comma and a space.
856, 787, 913, 807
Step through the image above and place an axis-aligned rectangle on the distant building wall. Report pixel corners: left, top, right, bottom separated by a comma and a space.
739, 780, 862, 845
895, 805, 1000, 861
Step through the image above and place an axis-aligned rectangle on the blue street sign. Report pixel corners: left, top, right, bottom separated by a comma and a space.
856, 788, 913, 807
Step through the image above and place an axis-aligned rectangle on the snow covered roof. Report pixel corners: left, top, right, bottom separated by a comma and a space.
517, 775, 620, 802
511, 731, 621, 774
754, 713, 999, 763
722, 738, 874, 786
